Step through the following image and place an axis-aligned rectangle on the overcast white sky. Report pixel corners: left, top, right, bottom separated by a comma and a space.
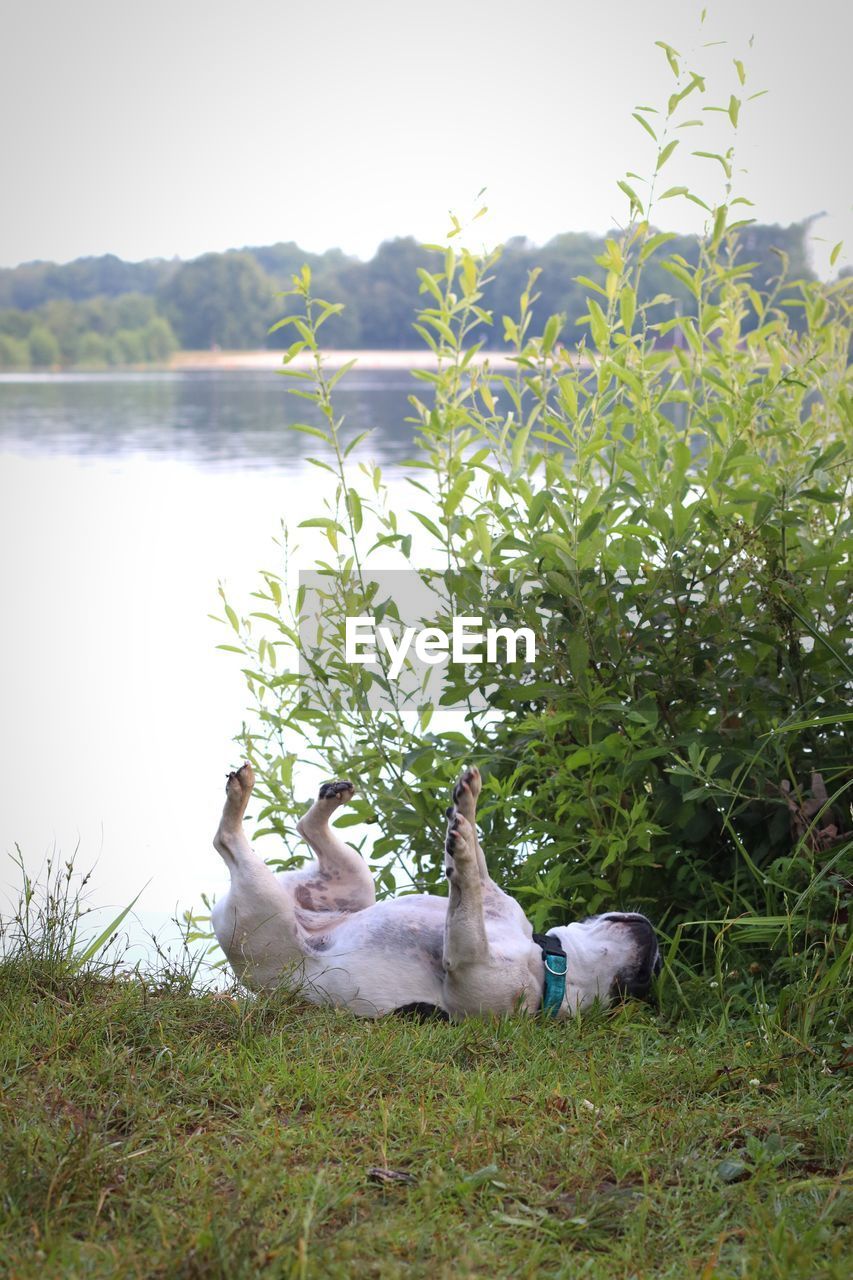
2, 0, 851, 275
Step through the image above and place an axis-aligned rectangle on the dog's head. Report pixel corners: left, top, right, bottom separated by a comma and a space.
547, 911, 661, 1012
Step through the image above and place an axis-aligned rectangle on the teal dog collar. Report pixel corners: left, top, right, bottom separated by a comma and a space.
533, 931, 567, 1016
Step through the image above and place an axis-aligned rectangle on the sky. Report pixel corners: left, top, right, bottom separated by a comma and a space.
1, 0, 851, 276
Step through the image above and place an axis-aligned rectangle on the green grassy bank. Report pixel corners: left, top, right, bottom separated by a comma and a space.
1, 953, 849, 1279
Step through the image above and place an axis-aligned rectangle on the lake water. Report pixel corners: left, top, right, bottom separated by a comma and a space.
0, 369, 425, 962
0, 368, 421, 465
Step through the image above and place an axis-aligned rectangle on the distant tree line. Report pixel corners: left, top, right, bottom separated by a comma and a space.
0, 292, 178, 369
0, 223, 816, 367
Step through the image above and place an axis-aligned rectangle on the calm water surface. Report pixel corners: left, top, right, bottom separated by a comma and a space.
0, 370, 423, 955
0, 368, 422, 464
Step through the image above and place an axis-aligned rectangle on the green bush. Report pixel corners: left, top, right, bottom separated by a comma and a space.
221, 36, 852, 957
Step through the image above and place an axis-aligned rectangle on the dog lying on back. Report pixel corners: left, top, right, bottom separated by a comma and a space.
211, 764, 660, 1019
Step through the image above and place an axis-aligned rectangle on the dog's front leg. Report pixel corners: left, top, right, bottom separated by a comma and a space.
449, 766, 491, 884
442, 808, 488, 971
294, 780, 376, 911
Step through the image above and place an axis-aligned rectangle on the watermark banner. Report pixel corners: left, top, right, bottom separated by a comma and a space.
296, 565, 852, 717
297, 568, 538, 714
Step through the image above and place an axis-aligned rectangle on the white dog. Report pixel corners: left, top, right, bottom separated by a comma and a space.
211, 763, 660, 1019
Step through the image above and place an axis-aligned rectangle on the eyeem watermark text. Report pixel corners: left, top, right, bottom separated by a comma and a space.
345, 615, 537, 680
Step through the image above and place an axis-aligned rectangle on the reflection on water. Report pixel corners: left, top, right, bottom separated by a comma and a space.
0, 368, 426, 465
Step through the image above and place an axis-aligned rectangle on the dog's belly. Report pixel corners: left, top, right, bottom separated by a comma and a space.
299, 895, 447, 1017
297, 894, 543, 1018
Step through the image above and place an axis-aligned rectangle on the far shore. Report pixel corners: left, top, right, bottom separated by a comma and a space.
169, 348, 519, 372
1, 348, 595, 376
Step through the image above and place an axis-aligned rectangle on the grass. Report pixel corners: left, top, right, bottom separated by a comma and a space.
0, 928, 850, 1280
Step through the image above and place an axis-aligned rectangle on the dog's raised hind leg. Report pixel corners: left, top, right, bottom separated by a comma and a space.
442, 808, 488, 972
214, 762, 258, 869
212, 763, 304, 988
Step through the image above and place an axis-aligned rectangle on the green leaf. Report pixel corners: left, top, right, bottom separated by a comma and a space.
797, 488, 844, 503
632, 112, 657, 141
268, 314, 303, 335
511, 423, 532, 469
639, 231, 676, 262
344, 429, 373, 457
557, 375, 578, 418
542, 313, 562, 353
656, 139, 679, 171
412, 510, 442, 540
289, 423, 330, 443
692, 150, 732, 179
333, 812, 368, 829
575, 274, 607, 296
425, 315, 457, 346
661, 259, 698, 295
578, 509, 604, 542
566, 632, 590, 685
416, 268, 444, 303
620, 285, 636, 335
346, 489, 363, 533
474, 517, 492, 558
728, 95, 741, 127
528, 490, 551, 526
587, 298, 609, 351
73, 884, 149, 970
298, 517, 344, 531
563, 747, 593, 771
655, 40, 680, 77
618, 179, 644, 215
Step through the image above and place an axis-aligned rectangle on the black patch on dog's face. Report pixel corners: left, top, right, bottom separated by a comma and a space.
594, 913, 661, 1002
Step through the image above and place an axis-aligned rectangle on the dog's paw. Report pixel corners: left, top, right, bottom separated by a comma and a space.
222, 762, 255, 823
444, 808, 475, 881
225, 762, 255, 800
317, 779, 356, 805
453, 765, 481, 803
297, 780, 356, 840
